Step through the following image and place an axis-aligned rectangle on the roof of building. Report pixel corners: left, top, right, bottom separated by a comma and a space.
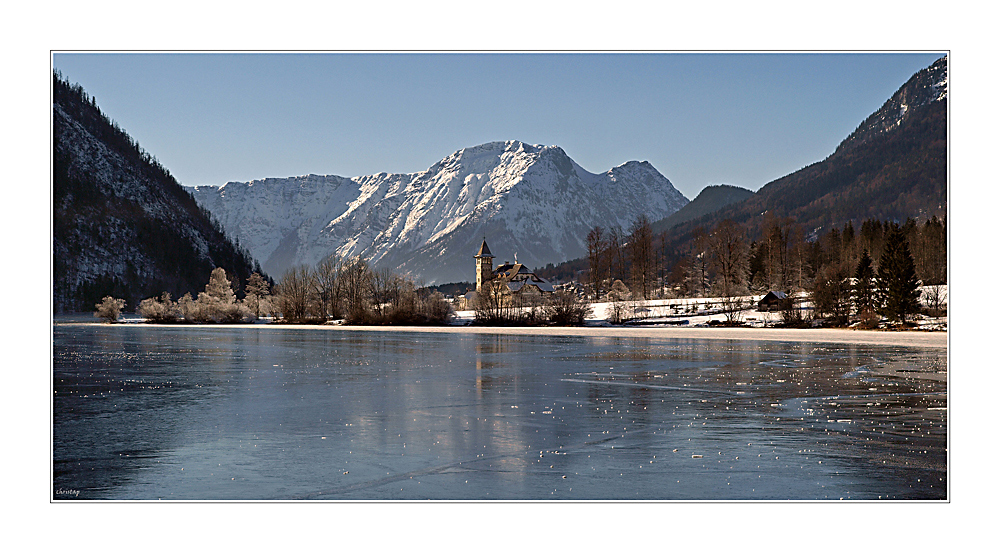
474, 239, 494, 258
759, 291, 788, 301
494, 263, 554, 293
507, 278, 555, 293
494, 262, 529, 278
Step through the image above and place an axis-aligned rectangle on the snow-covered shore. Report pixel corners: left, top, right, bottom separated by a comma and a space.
65, 317, 947, 349
277, 323, 947, 349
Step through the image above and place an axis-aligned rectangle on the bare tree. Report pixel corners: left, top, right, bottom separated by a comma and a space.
275, 265, 318, 323
417, 291, 452, 324
923, 284, 946, 314
685, 228, 710, 297
607, 225, 627, 283
708, 219, 749, 298
474, 278, 512, 324
367, 266, 396, 320
627, 215, 654, 299
586, 226, 608, 300
761, 214, 795, 291
340, 257, 373, 323
314, 257, 344, 319
654, 230, 669, 298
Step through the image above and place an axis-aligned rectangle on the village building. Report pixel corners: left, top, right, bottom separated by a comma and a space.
757, 290, 788, 312
473, 238, 554, 296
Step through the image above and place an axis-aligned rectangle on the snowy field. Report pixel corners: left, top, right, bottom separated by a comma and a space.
443, 287, 947, 349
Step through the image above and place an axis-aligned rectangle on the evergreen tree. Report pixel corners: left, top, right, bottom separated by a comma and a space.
852, 249, 877, 319
204, 267, 236, 304
810, 266, 850, 324
876, 225, 921, 323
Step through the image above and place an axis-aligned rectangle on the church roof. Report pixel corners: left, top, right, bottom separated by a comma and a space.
474, 239, 494, 258
494, 262, 528, 277
508, 279, 555, 293
493, 263, 555, 292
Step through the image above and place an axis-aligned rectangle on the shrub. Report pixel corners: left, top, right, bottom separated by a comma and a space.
138, 292, 180, 323
855, 313, 881, 330
183, 292, 251, 323
418, 291, 453, 324
606, 280, 633, 324
778, 296, 808, 328
545, 290, 593, 325
94, 296, 126, 323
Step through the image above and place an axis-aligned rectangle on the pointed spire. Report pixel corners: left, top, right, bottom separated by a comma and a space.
475, 238, 493, 258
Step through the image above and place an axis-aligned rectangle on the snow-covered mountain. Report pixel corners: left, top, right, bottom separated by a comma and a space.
193, 140, 688, 284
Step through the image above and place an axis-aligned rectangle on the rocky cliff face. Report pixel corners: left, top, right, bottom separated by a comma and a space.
194, 140, 689, 284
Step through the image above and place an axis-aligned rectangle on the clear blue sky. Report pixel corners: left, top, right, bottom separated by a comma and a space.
53, 52, 943, 200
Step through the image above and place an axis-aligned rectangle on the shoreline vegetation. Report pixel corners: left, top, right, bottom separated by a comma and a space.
87, 214, 947, 343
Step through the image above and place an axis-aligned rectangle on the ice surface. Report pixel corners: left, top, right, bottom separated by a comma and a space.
53, 324, 947, 500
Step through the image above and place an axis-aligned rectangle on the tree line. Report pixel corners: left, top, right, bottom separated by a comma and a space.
271, 257, 451, 325
95, 257, 454, 325
472, 280, 591, 326
580, 213, 945, 325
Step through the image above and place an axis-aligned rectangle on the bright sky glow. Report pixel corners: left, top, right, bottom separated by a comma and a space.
53, 52, 943, 200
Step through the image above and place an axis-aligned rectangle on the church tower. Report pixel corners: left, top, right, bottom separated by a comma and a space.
474, 239, 494, 292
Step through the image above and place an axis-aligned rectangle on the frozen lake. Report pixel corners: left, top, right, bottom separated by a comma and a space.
53, 323, 947, 500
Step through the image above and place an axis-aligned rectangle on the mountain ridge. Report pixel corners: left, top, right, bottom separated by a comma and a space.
194, 140, 689, 284
541, 55, 947, 282
650, 184, 754, 234
655, 56, 947, 250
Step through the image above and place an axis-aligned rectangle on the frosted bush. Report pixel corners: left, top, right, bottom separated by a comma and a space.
94, 296, 126, 323
138, 292, 180, 323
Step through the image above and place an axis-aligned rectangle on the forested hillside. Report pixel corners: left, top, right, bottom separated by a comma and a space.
542, 56, 947, 288
53, 72, 263, 312
659, 56, 946, 259
650, 184, 754, 234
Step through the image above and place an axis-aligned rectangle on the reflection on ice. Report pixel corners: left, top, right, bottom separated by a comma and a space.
53, 325, 946, 500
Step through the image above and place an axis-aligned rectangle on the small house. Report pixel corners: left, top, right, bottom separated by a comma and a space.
757, 291, 788, 312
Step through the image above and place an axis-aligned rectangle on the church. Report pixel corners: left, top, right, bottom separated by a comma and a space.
473, 238, 555, 296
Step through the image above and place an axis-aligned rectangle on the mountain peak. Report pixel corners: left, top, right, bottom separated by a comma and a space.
837, 56, 947, 154
194, 141, 688, 283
